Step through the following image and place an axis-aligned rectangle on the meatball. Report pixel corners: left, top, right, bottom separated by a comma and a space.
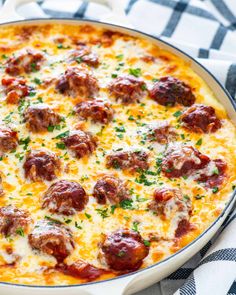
59, 260, 105, 281
106, 149, 149, 172
100, 229, 149, 271
23, 149, 61, 182
55, 67, 99, 98
162, 144, 210, 178
145, 121, 177, 144
2, 77, 30, 104
0, 205, 31, 237
93, 175, 130, 205
0, 126, 18, 154
5, 48, 44, 76
42, 180, 88, 215
108, 75, 147, 104
29, 220, 74, 262
149, 188, 192, 238
74, 100, 114, 124
24, 104, 61, 132
175, 219, 193, 238
150, 76, 195, 106
181, 104, 221, 133
149, 188, 191, 219
62, 130, 97, 159
196, 159, 227, 188
68, 45, 99, 67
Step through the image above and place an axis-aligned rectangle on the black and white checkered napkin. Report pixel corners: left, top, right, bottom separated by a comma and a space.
7, 0, 236, 294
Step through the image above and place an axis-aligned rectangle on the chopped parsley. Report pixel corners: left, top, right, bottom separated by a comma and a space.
128, 115, 135, 121
212, 187, 219, 194
29, 90, 36, 97
3, 112, 14, 124
45, 215, 61, 224
116, 54, 124, 60
56, 142, 66, 150
129, 68, 141, 77
110, 205, 117, 214
120, 199, 134, 210
132, 221, 140, 232
19, 136, 31, 150
141, 84, 147, 91
31, 63, 38, 72
195, 195, 205, 200
115, 126, 126, 133
37, 97, 43, 103
173, 110, 182, 117
76, 57, 82, 64
15, 227, 24, 237
33, 77, 42, 85
85, 212, 92, 219
196, 138, 203, 146
135, 172, 156, 186
75, 221, 82, 229
143, 240, 150, 247
111, 73, 118, 78
57, 44, 70, 49
55, 130, 69, 139
212, 167, 219, 175
95, 208, 109, 219
47, 125, 54, 132
15, 152, 24, 161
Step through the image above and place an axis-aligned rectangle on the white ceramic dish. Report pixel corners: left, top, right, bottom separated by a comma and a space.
0, 1, 235, 294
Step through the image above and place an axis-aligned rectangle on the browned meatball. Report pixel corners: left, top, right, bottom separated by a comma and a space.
196, 159, 227, 188
149, 188, 191, 219
74, 100, 114, 124
68, 45, 99, 67
100, 229, 149, 271
55, 67, 99, 98
149, 187, 192, 238
108, 75, 147, 104
162, 144, 210, 178
0, 126, 18, 153
5, 48, 44, 76
29, 220, 74, 262
0, 205, 31, 237
150, 76, 195, 106
42, 180, 88, 215
23, 150, 61, 182
181, 104, 221, 133
62, 130, 97, 158
2, 77, 30, 104
145, 121, 177, 144
106, 149, 149, 172
24, 104, 61, 133
93, 175, 130, 205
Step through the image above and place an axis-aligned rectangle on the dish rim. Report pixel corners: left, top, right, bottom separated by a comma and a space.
0, 17, 235, 288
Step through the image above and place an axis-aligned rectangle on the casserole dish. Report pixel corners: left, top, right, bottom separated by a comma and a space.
0, 0, 235, 294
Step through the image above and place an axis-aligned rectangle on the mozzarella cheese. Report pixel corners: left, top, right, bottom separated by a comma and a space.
0, 23, 235, 285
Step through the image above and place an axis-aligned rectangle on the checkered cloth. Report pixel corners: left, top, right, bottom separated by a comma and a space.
3, 0, 236, 294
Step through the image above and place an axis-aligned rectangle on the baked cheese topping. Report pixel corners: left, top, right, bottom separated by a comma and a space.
0, 23, 234, 285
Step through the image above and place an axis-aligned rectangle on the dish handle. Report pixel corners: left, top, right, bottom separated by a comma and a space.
79, 274, 136, 295
0, 0, 133, 28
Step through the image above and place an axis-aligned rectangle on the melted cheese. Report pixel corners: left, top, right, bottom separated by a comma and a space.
0, 23, 235, 286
